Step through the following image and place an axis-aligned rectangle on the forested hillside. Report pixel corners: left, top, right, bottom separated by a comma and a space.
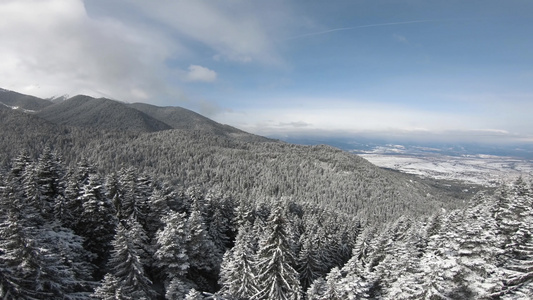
3, 89, 530, 299
1, 149, 532, 299
36, 95, 173, 132
0, 104, 465, 225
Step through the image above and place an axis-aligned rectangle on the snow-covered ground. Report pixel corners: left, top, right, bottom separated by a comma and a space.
359, 153, 533, 186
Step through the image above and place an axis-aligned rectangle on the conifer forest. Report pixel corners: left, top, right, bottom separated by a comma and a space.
1, 92, 533, 299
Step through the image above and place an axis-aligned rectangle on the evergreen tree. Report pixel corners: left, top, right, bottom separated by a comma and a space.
92, 274, 122, 300
187, 209, 220, 273
94, 222, 157, 299
219, 222, 259, 299
155, 212, 190, 283
9, 150, 32, 179
77, 173, 118, 273
206, 193, 235, 257
61, 160, 95, 230
321, 267, 343, 300
297, 234, 323, 292
254, 205, 301, 300
145, 185, 173, 237
0, 191, 80, 299
306, 277, 326, 300
184, 288, 204, 300
165, 277, 193, 300
491, 181, 533, 298
34, 147, 65, 221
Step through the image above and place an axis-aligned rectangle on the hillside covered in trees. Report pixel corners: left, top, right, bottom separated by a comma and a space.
0, 90, 473, 225
2, 89, 532, 299
1, 149, 533, 299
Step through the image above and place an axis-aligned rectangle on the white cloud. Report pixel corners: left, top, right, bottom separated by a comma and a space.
0, 0, 180, 102
186, 65, 217, 82
119, 0, 284, 65
0, 0, 290, 105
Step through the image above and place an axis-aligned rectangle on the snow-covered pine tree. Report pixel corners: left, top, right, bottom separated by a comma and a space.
0, 187, 81, 299
117, 167, 137, 221
219, 222, 259, 299
306, 277, 327, 300
94, 222, 157, 299
165, 277, 193, 300
154, 211, 190, 286
184, 288, 204, 300
491, 180, 533, 298
402, 211, 472, 299
254, 204, 301, 300
124, 216, 152, 267
61, 160, 95, 230
320, 267, 343, 300
34, 147, 65, 221
454, 195, 504, 298
206, 192, 235, 258
297, 233, 323, 292
145, 185, 173, 237
9, 150, 32, 179
92, 274, 121, 300
187, 209, 220, 273
77, 173, 118, 274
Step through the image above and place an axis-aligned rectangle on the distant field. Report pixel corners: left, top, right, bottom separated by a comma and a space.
360, 153, 533, 186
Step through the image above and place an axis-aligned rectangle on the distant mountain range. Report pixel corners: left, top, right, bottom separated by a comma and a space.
0, 88, 267, 141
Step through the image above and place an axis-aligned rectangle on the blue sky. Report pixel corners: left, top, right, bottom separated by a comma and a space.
1, 0, 532, 144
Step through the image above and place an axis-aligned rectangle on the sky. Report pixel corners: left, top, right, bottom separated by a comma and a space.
1, 0, 532, 144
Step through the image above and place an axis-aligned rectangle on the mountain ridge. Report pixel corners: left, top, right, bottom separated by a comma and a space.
0, 89, 268, 142
36, 95, 173, 132
0, 88, 53, 111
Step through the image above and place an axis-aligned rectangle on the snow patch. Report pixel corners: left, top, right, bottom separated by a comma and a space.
0, 101, 37, 113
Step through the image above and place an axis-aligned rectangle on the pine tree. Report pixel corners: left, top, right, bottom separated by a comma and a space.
306, 277, 326, 300
77, 173, 118, 273
165, 277, 193, 300
491, 181, 533, 298
61, 160, 95, 230
34, 147, 65, 221
184, 288, 204, 300
187, 209, 220, 273
254, 205, 301, 300
92, 274, 122, 300
206, 193, 235, 257
9, 150, 32, 179
155, 212, 190, 282
145, 185, 173, 237
321, 267, 343, 300
297, 234, 323, 292
94, 222, 157, 299
0, 193, 80, 299
219, 222, 259, 299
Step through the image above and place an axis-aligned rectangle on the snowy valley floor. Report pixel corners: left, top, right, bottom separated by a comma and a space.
359, 153, 533, 186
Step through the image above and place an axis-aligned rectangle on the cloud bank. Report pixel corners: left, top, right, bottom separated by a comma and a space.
0, 0, 285, 104
212, 98, 533, 144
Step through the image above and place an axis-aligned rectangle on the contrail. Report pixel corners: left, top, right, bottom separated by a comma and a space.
284, 20, 437, 41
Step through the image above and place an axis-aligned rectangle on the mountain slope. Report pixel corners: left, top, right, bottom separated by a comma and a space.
0, 88, 53, 111
128, 102, 269, 142
0, 89, 473, 225
0, 106, 468, 224
36, 95, 172, 132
